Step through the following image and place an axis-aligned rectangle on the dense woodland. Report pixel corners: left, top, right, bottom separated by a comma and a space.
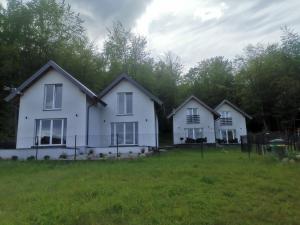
1, 0, 300, 141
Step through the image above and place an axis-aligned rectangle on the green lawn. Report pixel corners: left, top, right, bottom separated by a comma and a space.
0, 149, 299, 225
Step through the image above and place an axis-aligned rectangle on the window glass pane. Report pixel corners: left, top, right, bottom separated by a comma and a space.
45, 85, 54, 109
126, 93, 133, 114
187, 108, 192, 115
41, 120, 51, 144
52, 120, 62, 144
116, 123, 124, 144
35, 120, 40, 145
117, 93, 125, 114
221, 130, 227, 140
55, 84, 62, 109
228, 130, 234, 140
63, 119, 67, 144
135, 122, 138, 144
193, 108, 198, 115
187, 128, 193, 139
111, 123, 115, 145
125, 122, 134, 144
194, 128, 201, 139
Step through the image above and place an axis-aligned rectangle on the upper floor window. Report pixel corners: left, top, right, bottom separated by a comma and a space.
220, 111, 232, 126
44, 84, 62, 110
186, 108, 200, 124
117, 92, 133, 115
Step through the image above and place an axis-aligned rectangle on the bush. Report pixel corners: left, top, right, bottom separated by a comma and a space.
27, 156, 35, 161
99, 153, 104, 158
88, 149, 94, 155
11, 155, 18, 161
44, 155, 50, 160
141, 149, 145, 154
59, 153, 67, 159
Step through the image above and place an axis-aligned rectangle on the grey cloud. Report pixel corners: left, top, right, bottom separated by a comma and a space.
145, 0, 300, 69
66, 0, 152, 41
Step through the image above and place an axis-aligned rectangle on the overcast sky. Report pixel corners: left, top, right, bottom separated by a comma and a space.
2, 0, 300, 69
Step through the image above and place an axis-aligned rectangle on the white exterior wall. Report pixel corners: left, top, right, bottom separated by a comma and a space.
99, 80, 158, 148
16, 69, 87, 148
172, 99, 216, 144
87, 101, 103, 147
215, 103, 247, 143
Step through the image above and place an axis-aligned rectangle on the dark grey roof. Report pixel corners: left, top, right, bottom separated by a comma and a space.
98, 73, 163, 105
215, 99, 252, 119
167, 95, 220, 119
4, 60, 106, 106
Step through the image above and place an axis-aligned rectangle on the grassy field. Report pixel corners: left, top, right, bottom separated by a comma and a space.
0, 149, 299, 225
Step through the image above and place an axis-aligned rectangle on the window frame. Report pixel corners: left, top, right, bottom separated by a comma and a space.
117, 92, 133, 115
186, 108, 200, 124
35, 118, 66, 146
43, 84, 63, 111
110, 122, 138, 146
184, 128, 203, 139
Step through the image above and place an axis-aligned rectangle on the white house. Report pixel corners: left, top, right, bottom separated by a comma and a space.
4, 61, 162, 158
214, 99, 252, 144
167, 96, 220, 144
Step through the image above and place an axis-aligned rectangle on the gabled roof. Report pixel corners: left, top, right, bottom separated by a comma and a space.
167, 95, 220, 119
98, 73, 163, 105
4, 60, 106, 106
215, 99, 252, 119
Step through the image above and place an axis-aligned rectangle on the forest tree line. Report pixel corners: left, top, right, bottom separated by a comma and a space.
1, 0, 300, 140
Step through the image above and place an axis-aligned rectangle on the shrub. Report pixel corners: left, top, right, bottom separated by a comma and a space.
99, 153, 104, 158
141, 149, 145, 154
59, 153, 67, 159
201, 176, 217, 185
129, 151, 133, 154
27, 156, 35, 161
11, 155, 18, 161
44, 155, 50, 160
108, 151, 112, 155
88, 149, 94, 155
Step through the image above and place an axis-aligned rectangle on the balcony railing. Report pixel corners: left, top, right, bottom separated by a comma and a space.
186, 115, 200, 124
220, 117, 233, 126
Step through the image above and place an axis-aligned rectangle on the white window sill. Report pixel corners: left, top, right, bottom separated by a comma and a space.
116, 114, 134, 116
43, 108, 62, 111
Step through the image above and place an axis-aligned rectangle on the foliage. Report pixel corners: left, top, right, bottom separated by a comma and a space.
1, 0, 300, 141
0, 149, 300, 224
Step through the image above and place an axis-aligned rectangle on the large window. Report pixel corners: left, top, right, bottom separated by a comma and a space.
220, 129, 237, 143
44, 84, 62, 110
35, 119, 66, 145
220, 111, 232, 126
117, 92, 133, 115
111, 122, 138, 145
185, 128, 203, 139
186, 108, 200, 124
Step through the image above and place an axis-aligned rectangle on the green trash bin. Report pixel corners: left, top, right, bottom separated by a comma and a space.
268, 139, 287, 159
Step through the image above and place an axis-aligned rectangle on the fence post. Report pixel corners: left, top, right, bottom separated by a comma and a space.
116, 134, 119, 158
74, 135, 77, 160
35, 136, 38, 160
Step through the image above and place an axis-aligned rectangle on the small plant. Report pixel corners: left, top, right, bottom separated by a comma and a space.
44, 155, 50, 160
99, 153, 104, 158
27, 155, 35, 161
88, 149, 94, 155
11, 155, 18, 161
59, 153, 67, 159
141, 148, 145, 154
129, 151, 133, 154
108, 151, 112, 155
201, 176, 217, 185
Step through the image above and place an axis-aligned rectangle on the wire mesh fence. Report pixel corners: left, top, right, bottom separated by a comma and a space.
241, 132, 300, 153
